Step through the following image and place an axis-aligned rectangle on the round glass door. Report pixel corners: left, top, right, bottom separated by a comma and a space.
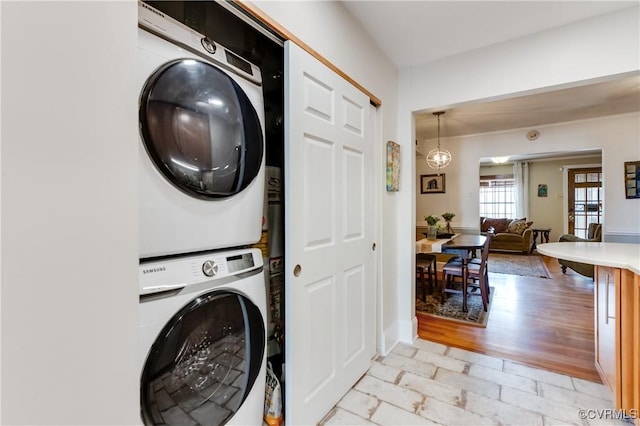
141, 291, 265, 425
140, 59, 263, 199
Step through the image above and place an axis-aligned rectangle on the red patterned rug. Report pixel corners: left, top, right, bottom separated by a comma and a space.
416, 285, 495, 327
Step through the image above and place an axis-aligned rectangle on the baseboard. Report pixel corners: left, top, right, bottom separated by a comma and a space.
398, 317, 415, 346
380, 311, 420, 356
380, 321, 400, 356
412, 316, 418, 343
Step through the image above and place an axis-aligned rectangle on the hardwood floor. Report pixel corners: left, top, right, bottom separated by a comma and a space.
417, 254, 601, 382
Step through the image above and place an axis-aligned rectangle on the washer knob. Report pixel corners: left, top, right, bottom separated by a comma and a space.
201, 37, 216, 55
202, 260, 218, 277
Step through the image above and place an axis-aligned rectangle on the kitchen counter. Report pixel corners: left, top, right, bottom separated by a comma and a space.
537, 242, 640, 274
538, 241, 640, 422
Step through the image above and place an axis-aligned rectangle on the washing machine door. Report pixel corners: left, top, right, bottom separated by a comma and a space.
139, 59, 263, 199
140, 290, 265, 425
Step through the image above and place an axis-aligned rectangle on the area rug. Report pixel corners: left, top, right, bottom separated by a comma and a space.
416, 285, 495, 327
488, 253, 551, 279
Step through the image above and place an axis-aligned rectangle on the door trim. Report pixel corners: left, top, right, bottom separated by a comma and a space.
371, 105, 384, 356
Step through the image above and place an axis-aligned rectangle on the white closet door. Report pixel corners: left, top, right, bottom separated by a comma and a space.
284, 41, 375, 425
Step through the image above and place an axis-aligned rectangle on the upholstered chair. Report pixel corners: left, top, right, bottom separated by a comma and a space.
557, 223, 602, 279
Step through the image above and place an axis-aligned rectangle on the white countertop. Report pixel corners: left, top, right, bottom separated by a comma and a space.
537, 242, 640, 275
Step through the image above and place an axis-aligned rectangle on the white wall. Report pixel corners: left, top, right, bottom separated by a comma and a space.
250, 1, 402, 352
1, 2, 139, 424
407, 6, 640, 111
398, 7, 640, 343
0, 1, 3, 419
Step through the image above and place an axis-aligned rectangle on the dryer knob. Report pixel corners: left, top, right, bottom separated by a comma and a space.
202, 260, 218, 277
201, 37, 217, 55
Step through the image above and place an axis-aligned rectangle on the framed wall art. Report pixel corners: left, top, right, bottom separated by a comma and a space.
537, 184, 548, 197
624, 160, 640, 199
420, 174, 445, 194
386, 141, 400, 192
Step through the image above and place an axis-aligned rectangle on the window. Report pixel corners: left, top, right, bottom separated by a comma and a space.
480, 174, 515, 218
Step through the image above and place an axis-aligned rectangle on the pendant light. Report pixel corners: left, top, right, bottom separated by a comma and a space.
426, 111, 451, 170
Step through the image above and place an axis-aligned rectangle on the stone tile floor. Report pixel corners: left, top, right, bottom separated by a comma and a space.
320, 339, 632, 426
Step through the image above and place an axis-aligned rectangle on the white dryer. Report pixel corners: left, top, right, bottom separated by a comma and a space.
139, 247, 266, 425
137, 1, 265, 259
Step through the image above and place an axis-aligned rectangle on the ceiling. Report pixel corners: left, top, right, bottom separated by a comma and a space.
414, 74, 640, 140
341, 1, 640, 141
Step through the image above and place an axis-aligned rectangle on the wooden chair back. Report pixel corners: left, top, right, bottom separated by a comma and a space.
478, 231, 494, 276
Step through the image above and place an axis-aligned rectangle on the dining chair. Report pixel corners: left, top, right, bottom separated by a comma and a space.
416, 253, 437, 301
441, 231, 494, 311
444, 231, 493, 296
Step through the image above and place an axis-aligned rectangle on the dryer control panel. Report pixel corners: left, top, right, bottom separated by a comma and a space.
139, 247, 263, 296
138, 0, 262, 85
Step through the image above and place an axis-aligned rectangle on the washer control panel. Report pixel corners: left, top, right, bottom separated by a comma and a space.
139, 247, 262, 296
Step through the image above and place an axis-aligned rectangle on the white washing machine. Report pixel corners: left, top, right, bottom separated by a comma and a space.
137, 1, 265, 259
139, 247, 266, 425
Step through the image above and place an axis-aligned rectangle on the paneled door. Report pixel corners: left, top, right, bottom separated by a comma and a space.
284, 41, 376, 425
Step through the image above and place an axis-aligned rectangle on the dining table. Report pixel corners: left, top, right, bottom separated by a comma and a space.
440, 234, 487, 312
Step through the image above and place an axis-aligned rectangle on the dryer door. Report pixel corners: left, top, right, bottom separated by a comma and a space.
141, 290, 265, 425
139, 59, 263, 199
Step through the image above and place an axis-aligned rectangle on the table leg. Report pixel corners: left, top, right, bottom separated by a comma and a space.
531, 229, 539, 254
462, 259, 468, 312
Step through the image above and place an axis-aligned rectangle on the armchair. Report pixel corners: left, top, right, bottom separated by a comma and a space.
558, 223, 602, 279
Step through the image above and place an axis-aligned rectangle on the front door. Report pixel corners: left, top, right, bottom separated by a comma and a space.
284, 41, 376, 424
567, 167, 602, 237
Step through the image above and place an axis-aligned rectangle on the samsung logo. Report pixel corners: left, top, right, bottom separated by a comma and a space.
142, 3, 165, 18
143, 267, 166, 274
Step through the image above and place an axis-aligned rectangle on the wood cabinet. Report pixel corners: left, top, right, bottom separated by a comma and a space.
594, 266, 620, 401
594, 266, 639, 424
633, 272, 640, 426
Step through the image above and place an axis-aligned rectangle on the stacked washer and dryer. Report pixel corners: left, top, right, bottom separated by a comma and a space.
137, 2, 267, 425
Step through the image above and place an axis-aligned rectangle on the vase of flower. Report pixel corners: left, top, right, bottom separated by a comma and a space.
442, 212, 455, 234
425, 215, 440, 240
